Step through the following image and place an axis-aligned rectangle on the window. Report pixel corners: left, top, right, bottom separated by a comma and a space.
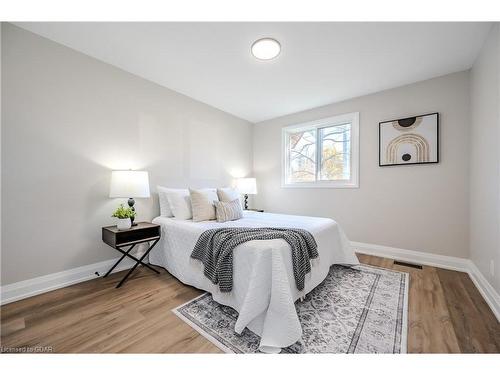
282, 112, 359, 188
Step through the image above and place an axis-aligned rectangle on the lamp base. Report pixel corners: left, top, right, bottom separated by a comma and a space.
128, 198, 137, 226
244, 194, 249, 210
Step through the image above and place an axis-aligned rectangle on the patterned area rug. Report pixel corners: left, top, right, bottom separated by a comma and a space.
173, 265, 408, 353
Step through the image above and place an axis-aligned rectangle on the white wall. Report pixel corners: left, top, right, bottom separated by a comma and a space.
1, 24, 253, 285
3, 21, 498, 297
254, 71, 470, 258
470, 24, 500, 294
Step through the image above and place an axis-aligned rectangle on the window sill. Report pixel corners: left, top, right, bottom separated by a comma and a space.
281, 182, 359, 189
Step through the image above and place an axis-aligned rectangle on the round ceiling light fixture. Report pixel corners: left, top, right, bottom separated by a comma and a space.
251, 38, 281, 60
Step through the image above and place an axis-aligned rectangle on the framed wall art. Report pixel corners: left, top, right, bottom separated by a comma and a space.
379, 112, 439, 166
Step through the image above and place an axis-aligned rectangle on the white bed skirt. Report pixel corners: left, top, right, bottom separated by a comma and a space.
150, 211, 358, 353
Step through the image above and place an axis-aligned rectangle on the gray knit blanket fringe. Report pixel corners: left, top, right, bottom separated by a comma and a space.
191, 227, 319, 293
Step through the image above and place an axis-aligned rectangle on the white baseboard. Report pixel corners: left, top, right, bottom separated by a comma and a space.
352, 241, 470, 272
466, 260, 500, 322
0, 257, 137, 305
2, 241, 498, 323
352, 241, 500, 322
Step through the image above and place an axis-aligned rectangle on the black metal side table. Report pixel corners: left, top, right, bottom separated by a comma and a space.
102, 222, 161, 288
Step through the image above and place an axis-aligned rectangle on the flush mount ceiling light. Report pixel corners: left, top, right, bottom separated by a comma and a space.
251, 38, 281, 60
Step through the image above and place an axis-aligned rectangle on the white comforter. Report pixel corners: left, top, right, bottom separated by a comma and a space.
150, 211, 358, 353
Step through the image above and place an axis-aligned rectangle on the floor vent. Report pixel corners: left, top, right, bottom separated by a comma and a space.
393, 260, 423, 269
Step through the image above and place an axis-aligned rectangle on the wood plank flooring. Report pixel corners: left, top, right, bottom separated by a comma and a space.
1, 254, 498, 353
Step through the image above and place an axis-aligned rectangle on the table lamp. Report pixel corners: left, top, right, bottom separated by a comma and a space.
236, 177, 257, 210
109, 170, 150, 226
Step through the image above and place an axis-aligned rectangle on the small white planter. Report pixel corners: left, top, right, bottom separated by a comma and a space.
116, 218, 131, 231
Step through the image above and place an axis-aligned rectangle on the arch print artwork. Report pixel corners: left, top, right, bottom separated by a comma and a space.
379, 112, 439, 166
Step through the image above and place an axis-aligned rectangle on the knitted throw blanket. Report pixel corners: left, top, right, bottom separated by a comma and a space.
191, 227, 318, 293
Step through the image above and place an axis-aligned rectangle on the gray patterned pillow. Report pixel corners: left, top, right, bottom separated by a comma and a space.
214, 199, 243, 222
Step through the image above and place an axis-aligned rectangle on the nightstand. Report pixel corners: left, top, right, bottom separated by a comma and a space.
246, 209, 264, 212
102, 222, 161, 288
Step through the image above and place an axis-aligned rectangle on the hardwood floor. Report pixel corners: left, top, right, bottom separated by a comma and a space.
1, 254, 498, 353
360, 255, 500, 353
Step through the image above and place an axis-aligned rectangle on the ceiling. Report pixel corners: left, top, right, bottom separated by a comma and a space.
15, 22, 492, 123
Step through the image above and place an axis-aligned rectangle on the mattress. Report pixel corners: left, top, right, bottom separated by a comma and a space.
150, 210, 358, 353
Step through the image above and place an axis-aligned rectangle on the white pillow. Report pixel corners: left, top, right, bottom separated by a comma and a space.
166, 190, 193, 220
157, 186, 188, 217
217, 187, 240, 203
189, 188, 219, 222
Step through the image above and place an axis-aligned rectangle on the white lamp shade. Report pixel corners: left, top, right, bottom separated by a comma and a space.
109, 170, 150, 198
236, 178, 257, 195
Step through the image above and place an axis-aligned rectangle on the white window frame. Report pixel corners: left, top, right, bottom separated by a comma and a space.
281, 112, 359, 188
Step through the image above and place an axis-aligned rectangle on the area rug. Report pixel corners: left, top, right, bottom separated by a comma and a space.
173, 264, 408, 353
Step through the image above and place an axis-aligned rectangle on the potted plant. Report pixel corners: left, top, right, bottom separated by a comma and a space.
112, 204, 135, 230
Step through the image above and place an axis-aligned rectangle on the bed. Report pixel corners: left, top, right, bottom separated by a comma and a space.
150, 210, 358, 353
